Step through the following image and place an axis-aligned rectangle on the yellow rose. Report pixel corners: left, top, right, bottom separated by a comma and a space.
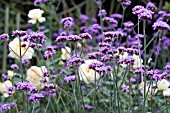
0, 80, 12, 98
139, 82, 157, 100
132, 54, 143, 69
163, 88, 170, 96
7, 70, 16, 79
61, 47, 71, 60
78, 60, 100, 84
8, 37, 34, 60
28, 9, 45, 24
157, 79, 170, 91
26, 66, 48, 88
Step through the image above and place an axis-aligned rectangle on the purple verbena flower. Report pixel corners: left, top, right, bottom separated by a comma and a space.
79, 14, 89, 23
98, 9, 107, 17
152, 21, 170, 30
11, 64, 19, 69
0, 33, 9, 41
64, 75, 76, 83
79, 33, 92, 39
81, 105, 96, 110
110, 13, 123, 19
123, 21, 134, 28
29, 93, 44, 102
68, 55, 85, 66
60, 17, 74, 29
146, 2, 157, 10
102, 17, 118, 24
66, 35, 82, 41
122, 86, 129, 92
16, 81, 37, 92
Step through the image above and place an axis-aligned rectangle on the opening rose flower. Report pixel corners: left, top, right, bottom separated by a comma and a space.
8, 37, 34, 60
78, 60, 100, 84
26, 66, 48, 89
132, 54, 143, 69
0, 80, 12, 97
61, 47, 71, 60
157, 79, 170, 91
28, 9, 46, 24
7, 70, 16, 79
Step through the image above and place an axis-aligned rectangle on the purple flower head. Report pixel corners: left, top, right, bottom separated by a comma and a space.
0, 33, 9, 41
29, 93, 44, 102
91, 24, 102, 30
152, 21, 170, 30
130, 78, 136, 83
64, 75, 76, 83
91, 18, 97, 23
89, 60, 104, 70
104, 31, 124, 38
98, 42, 110, 48
43, 83, 56, 89
43, 71, 49, 77
68, 55, 85, 66
22, 59, 29, 67
134, 34, 144, 39
1, 102, 15, 111
102, 17, 118, 24
165, 65, 170, 72
98, 9, 107, 17
101, 55, 112, 62
81, 105, 96, 110
44, 46, 57, 59
11, 64, 19, 69
110, 13, 123, 19
12, 30, 26, 37
117, 0, 131, 7
122, 86, 129, 92
134, 68, 144, 74
146, 2, 157, 10
59, 69, 67, 75
16, 81, 37, 92
8, 86, 15, 96
60, 17, 74, 29
39, 26, 46, 31
28, 32, 47, 44
56, 36, 67, 42
132, 5, 145, 15
81, 86, 86, 90
79, 14, 89, 23
2, 74, 8, 80
67, 35, 82, 41
79, 33, 92, 39
123, 21, 134, 28
87, 52, 102, 59
42, 89, 56, 97
34, 0, 43, 6
137, 8, 154, 19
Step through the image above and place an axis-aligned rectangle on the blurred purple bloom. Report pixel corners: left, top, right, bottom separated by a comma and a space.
64, 75, 76, 83
39, 26, 46, 31
98, 9, 107, 17
110, 13, 123, 19
152, 21, 170, 30
122, 86, 129, 92
60, 17, 74, 29
2, 74, 8, 80
29, 93, 44, 102
146, 2, 157, 10
81, 105, 96, 110
11, 64, 19, 69
68, 55, 85, 66
67, 35, 82, 41
0, 33, 9, 41
79, 14, 89, 23
123, 21, 134, 28
16, 81, 37, 92
79, 33, 92, 39
102, 17, 118, 24
130, 78, 136, 83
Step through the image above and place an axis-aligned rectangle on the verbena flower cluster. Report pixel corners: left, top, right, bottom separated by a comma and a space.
0, 0, 170, 113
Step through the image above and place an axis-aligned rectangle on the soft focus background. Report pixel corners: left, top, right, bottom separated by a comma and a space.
0, 0, 170, 74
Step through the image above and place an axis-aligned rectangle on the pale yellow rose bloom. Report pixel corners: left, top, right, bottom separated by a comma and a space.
61, 47, 71, 60
28, 9, 45, 24
132, 54, 143, 69
0, 80, 12, 98
8, 37, 34, 60
139, 82, 157, 100
163, 88, 170, 96
157, 79, 170, 91
78, 60, 100, 84
26, 66, 48, 89
7, 70, 16, 79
